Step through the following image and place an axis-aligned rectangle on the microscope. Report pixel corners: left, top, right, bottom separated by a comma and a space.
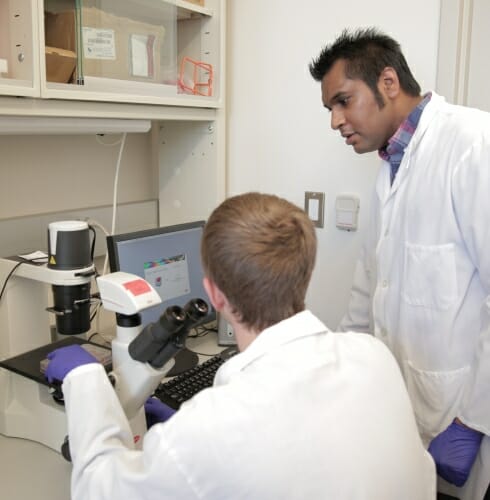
0, 221, 207, 454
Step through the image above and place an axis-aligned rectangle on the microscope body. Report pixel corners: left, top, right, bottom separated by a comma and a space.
95, 272, 208, 445
96, 272, 170, 444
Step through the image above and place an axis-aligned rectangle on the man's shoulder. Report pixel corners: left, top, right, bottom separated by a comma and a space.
333, 330, 386, 348
331, 331, 401, 370
434, 99, 490, 134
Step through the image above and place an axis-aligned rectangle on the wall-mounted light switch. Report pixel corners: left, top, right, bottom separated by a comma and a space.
304, 191, 325, 228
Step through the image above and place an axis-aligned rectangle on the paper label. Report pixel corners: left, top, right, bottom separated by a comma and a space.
123, 279, 152, 296
82, 27, 116, 60
130, 34, 154, 78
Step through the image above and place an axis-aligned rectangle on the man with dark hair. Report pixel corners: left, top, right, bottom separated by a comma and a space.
45, 192, 434, 499
310, 27, 490, 500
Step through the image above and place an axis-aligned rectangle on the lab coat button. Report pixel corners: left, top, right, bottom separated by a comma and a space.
382, 280, 388, 288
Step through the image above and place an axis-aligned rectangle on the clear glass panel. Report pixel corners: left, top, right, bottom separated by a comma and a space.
0, 0, 35, 89
44, 0, 79, 84
44, 0, 177, 89
176, 3, 218, 99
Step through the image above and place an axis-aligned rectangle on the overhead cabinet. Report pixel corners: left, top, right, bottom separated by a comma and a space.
0, 0, 223, 107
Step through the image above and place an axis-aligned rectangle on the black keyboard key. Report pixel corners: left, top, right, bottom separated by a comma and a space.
154, 346, 238, 410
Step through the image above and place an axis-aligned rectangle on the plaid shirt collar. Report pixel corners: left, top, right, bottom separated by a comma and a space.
379, 92, 432, 183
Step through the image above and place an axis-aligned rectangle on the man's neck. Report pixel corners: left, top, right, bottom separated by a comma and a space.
382, 94, 424, 150
230, 321, 259, 352
396, 94, 424, 129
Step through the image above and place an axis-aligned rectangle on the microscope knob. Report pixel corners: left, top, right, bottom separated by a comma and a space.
48, 383, 65, 404
61, 435, 72, 462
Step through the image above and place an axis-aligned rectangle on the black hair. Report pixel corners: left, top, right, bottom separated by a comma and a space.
309, 27, 421, 106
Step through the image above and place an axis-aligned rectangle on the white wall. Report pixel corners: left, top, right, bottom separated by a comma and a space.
227, 0, 441, 328
0, 133, 154, 219
0, 131, 159, 256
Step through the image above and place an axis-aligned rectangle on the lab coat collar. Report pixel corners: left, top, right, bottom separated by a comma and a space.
406, 91, 445, 153
214, 310, 328, 385
376, 91, 445, 202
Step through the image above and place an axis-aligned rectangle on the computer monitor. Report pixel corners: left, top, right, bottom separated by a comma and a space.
106, 221, 214, 374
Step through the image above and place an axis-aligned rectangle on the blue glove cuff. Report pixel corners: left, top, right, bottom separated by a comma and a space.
429, 421, 484, 487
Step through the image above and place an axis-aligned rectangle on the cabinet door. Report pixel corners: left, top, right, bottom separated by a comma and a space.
40, 0, 223, 108
0, 0, 40, 97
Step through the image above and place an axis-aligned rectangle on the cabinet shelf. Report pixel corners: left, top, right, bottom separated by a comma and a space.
0, 95, 217, 121
176, 0, 214, 19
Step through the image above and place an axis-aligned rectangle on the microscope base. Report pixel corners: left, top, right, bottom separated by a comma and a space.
0, 335, 148, 455
0, 369, 148, 455
0, 369, 67, 453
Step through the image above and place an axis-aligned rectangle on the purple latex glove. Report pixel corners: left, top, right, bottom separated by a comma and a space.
428, 420, 484, 487
144, 397, 176, 428
45, 345, 98, 384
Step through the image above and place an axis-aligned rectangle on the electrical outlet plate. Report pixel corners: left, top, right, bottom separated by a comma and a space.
304, 192, 325, 228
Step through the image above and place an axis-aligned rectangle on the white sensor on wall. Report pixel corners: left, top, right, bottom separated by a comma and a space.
335, 194, 360, 231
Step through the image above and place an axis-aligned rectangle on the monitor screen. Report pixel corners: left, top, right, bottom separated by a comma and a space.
106, 221, 215, 329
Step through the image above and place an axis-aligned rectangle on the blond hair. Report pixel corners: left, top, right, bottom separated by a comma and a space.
201, 192, 317, 332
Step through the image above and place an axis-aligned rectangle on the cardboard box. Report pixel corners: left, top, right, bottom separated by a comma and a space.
45, 7, 169, 83
184, 0, 205, 6
45, 46, 76, 83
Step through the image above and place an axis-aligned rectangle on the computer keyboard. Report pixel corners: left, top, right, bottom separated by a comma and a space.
154, 346, 238, 410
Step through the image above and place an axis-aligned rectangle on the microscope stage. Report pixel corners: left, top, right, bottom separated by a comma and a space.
0, 337, 112, 386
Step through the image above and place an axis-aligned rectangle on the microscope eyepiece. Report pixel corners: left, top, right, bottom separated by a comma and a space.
128, 298, 210, 368
184, 298, 209, 320
159, 305, 186, 332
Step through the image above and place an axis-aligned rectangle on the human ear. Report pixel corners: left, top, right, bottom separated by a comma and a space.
379, 67, 400, 98
203, 276, 227, 311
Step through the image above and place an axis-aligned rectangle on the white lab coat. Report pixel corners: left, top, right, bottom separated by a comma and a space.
63, 311, 435, 499
339, 92, 490, 499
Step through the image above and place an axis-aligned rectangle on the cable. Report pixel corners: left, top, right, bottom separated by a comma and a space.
85, 219, 110, 239
0, 261, 24, 302
110, 132, 127, 237
186, 349, 216, 357
87, 331, 111, 346
84, 219, 109, 282
90, 133, 127, 344
95, 134, 125, 147
92, 306, 113, 345
88, 225, 96, 261
89, 302, 100, 322
187, 325, 217, 338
